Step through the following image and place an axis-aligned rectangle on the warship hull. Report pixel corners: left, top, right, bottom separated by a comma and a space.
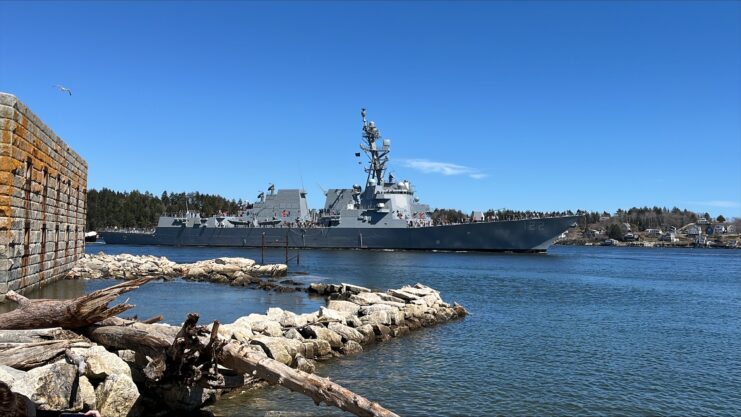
100, 216, 577, 252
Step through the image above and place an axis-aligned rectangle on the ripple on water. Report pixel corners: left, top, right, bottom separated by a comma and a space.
12, 245, 739, 417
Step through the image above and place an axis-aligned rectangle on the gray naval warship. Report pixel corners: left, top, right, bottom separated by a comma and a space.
100, 109, 578, 252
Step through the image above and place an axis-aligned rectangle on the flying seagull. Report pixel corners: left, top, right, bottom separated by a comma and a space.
54, 84, 72, 96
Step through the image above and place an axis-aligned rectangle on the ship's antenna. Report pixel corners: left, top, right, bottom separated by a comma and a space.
359, 108, 390, 188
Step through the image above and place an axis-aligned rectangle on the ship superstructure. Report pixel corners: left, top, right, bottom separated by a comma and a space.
101, 110, 577, 252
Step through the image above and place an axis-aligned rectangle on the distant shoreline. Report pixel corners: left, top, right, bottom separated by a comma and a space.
555, 240, 740, 250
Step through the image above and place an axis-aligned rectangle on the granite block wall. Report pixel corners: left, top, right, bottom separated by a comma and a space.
0, 92, 87, 301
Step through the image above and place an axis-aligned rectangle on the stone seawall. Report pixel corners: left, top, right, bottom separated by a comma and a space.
0, 92, 87, 301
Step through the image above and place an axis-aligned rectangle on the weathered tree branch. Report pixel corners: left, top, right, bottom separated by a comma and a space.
1, 279, 402, 417
0, 278, 153, 330
221, 342, 400, 417
0, 339, 91, 370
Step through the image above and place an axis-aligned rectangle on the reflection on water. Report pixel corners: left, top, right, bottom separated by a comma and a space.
0, 279, 88, 314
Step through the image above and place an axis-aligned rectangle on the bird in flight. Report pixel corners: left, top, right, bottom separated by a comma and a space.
54, 84, 72, 96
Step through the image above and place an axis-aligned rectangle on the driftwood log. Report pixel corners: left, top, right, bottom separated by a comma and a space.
0, 278, 152, 330
0, 339, 91, 370
0, 280, 401, 417
221, 342, 400, 417
83, 315, 400, 417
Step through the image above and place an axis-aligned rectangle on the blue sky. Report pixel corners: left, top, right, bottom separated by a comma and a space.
1, 1, 739, 217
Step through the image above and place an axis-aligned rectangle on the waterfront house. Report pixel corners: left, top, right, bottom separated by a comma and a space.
645, 228, 662, 238
583, 229, 603, 239
714, 224, 727, 234
727, 224, 737, 234
471, 211, 484, 222
659, 232, 678, 243
686, 225, 702, 236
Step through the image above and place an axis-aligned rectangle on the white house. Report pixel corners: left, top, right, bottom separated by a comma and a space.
471, 211, 485, 222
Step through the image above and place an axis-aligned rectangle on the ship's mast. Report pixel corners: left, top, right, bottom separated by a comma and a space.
359, 108, 390, 187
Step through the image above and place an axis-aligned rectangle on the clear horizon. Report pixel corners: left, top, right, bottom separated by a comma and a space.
1, 1, 739, 217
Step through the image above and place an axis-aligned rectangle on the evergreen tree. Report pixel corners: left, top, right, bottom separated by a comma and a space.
608, 224, 624, 241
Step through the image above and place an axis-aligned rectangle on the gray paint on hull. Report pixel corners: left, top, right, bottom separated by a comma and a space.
100, 216, 578, 252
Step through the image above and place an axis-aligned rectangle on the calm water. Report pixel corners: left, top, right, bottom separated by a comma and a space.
8, 244, 741, 416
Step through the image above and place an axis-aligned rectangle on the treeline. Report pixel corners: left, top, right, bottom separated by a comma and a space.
432, 206, 732, 230
87, 188, 734, 232
87, 188, 240, 231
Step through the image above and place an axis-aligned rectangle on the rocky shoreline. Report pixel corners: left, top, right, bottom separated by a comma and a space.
66, 253, 299, 291
1, 255, 467, 417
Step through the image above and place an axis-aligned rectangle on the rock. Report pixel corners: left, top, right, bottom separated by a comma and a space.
375, 300, 407, 309
372, 324, 393, 341
453, 303, 469, 317
301, 326, 343, 349
117, 349, 137, 363
292, 355, 316, 373
420, 313, 437, 327
308, 283, 329, 295
327, 300, 361, 316
95, 374, 140, 417
13, 360, 77, 411
388, 288, 418, 301
392, 325, 411, 338
251, 337, 293, 365
234, 314, 282, 336
346, 315, 363, 328
280, 338, 304, 358
279, 313, 308, 328
405, 317, 422, 330
355, 324, 376, 344
185, 267, 205, 279
422, 294, 440, 307
218, 323, 254, 342
359, 303, 398, 315
267, 307, 286, 320
298, 312, 320, 325
251, 320, 283, 337
0, 364, 26, 386
230, 271, 246, 285
349, 292, 383, 305
377, 293, 406, 304
340, 340, 363, 355
283, 328, 305, 341
341, 283, 371, 294
234, 313, 269, 326
74, 375, 97, 411
318, 307, 346, 323
83, 345, 132, 380
300, 339, 332, 358
404, 303, 429, 319
360, 310, 394, 326
327, 322, 365, 344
